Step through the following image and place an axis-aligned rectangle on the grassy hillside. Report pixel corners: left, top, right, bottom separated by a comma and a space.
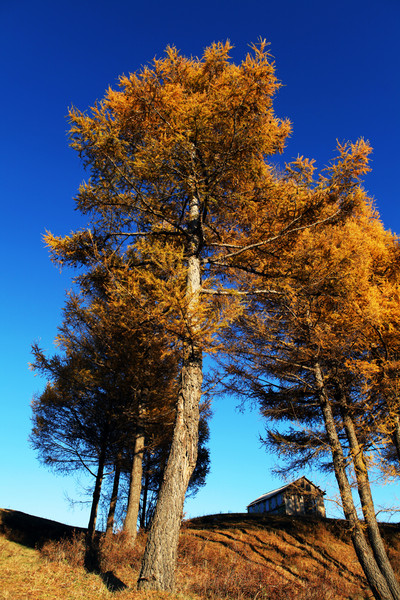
1, 508, 400, 599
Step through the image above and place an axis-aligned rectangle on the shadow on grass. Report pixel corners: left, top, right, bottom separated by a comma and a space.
84, 538, 128, 593
101, 571, 128, 592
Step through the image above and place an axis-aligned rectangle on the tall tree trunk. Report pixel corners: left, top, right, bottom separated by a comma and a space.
314, 363, 395, 600
124, 422, 145, 542
391, 413, 400, 464
139, 451, 151, 530
106, 457, 121, 538
87, 435, 108, 543
137, 356, 201, 591
138, 195, 202, 592
340, 400, 400, 600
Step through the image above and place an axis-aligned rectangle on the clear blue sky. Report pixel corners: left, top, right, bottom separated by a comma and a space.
1, 0, 400, 528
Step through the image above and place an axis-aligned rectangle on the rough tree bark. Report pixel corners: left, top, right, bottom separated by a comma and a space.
123, 422, 145, 542
138, 195, 202, 591
137, 356, 201, 590
314, 363, 395, 600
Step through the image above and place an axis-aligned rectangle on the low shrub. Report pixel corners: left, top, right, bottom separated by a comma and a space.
39, 531, 85, 568
98, 530, 145, 572
39, 529, 146, 575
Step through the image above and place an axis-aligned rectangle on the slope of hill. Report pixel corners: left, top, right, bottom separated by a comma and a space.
1, 508, 400, 599
0, 508, 85, 547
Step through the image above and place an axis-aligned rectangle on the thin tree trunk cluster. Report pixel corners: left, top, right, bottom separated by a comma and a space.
315, 363, 400, 600
85, 410, 148, 545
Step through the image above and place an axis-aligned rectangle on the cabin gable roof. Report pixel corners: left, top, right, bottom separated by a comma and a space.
247, 476, 324, 509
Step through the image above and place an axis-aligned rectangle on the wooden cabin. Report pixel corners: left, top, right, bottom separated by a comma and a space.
247, 476, 326, 518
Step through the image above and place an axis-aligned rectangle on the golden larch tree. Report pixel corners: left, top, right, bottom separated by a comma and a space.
45, 42, 365, 591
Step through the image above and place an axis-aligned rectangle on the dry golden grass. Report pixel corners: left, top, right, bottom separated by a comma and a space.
0, 535, 113, 600
176, 515, 371, 599
2, 509, 398, 599
0, 534, 178, 600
